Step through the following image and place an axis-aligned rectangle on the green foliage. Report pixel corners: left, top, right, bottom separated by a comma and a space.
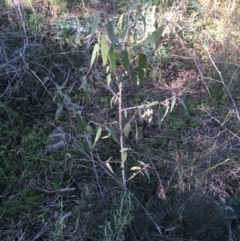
1, 0, 240, 240
103, 192, 133, 241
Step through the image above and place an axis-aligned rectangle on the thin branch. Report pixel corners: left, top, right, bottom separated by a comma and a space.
31, 186, 75, 194
194, 57, 211, 96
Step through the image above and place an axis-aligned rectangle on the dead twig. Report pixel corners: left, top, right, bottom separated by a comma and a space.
30, 186, 76, 194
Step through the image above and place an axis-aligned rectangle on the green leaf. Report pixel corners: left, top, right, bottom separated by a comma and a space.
123, 123, 131, 138
191, 1, 204, 19
79, 139, 90, 151
107, 73, 111, 86
177, 97, 187, 111
167, 32, 174, 53
86, 125, 93, 134
165, 227, 176, 232
144, 169, 150, 183
55, 103, 63, 120
120, 17, 128, 39
124, 110, 127, 119
146, 101, 159, 108
137, 53, 147, 85
69, 102, 83, 110
105, 125, 119, 143
100, 35, 109, 66
157, 108, 163, 124
141, 15, 146, 33
83, 90, 90, 106
108, 45, 116, 72
114, 51, 121, 60
171, 96, 176, 112
90, 43, 99, 68
144, 26, 164, 46
92, 126, 102, 148
76, 113, 87, 130
90, 11, 100, 38
106, 162, 114, 173
110, 126, 119, 143
121, 151, 128, 167
107, 21, 115, 45
121, 50, 130, 71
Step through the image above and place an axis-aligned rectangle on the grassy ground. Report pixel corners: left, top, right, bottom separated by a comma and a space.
1, 0, 240, 240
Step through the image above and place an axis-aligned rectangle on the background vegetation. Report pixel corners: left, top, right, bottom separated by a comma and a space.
0, 0, 240, 240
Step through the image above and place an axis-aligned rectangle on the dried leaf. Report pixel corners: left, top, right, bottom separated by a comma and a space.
130, 166, 141, 170
121, 151, 128, 167
170, 96, 176, 112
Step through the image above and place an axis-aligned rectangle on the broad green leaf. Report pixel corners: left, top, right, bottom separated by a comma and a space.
146, 101, 159, 108
92, 126, 102, 148
130, 166, 141, 170
90, 43, 99, 67
121, 50, 130, 71
107, 21, 115, 45
123, 123, 131, 138
108, 45, 116, 72
177, 97, 187, 111
144, 26, 164, 46
90, 11, 100, 38
121, 151, 128, 167
100, 35, 109, 66
170, 96, 176, 112
137, 53, 147, 85
76, 113, 87, 130
106, 162, 114, 173
191, 1, 204, 19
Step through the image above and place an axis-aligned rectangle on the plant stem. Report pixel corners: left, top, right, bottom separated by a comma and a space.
118, 78, 126, 190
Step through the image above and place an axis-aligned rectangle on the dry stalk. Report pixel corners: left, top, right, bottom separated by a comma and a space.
118, 77, 126, 190
203, 44, 240, 121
